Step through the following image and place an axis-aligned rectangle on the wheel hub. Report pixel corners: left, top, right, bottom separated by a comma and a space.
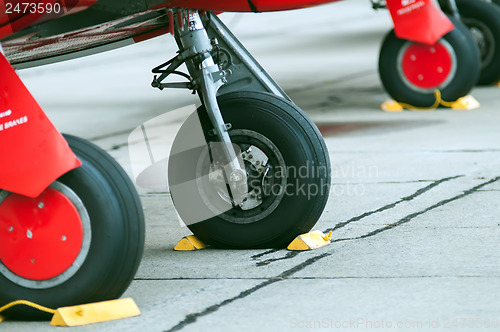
463, 18, 495, 70
198, 129, 286, 224
238, 145, 269, 210
0, 182, 91, 288
399, 40, 456, 91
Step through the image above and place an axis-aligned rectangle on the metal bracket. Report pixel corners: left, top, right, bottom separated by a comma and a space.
151, 51, 195, 91
438, 0, 461, 19
172, 10, 247, 202
150, 10, 293, 202
208, 123, 232, 136
151, 11, 290, 100
371, 0, 386, 10
203, 12, 291, 101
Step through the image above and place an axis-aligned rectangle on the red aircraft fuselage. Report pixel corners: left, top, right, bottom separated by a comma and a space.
0, 0, 339, 67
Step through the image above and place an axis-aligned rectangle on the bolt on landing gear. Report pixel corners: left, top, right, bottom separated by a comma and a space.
153, 11, 331, 248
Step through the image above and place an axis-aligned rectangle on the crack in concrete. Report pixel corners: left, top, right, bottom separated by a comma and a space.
164, 176, 498, 331
164, 253, 330, 332
325, 150, 500, 154
135, 275, 500, 281
251, 249, 278, 259
254, 175, 461, 266
255, 251, 299, 266
326, 175, 462, 233
334, 180, 435, 185
438, 149, 500, 153
336, 176, 500, 242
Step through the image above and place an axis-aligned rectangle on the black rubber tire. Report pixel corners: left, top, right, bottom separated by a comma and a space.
378, 18, 481, 107
0, 135, 145, 319
456, 0, 500, 85
168, 91, 330, 249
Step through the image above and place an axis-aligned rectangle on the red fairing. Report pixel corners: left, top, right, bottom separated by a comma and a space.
386, 0, 453, 45
0, 53, 81, 197
0, 0, 97, 39
153, 0, 340, 12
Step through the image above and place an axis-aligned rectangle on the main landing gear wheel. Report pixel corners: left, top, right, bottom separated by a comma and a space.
456, 0, 500, 85
168, 91, 331, 249
378, 18, 481, 107
0, 135, 145, 319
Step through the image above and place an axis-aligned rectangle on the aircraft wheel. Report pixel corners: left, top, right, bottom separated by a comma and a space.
456, 0, 500, 85
0, 135, 145, 319
168, 91, 330, 248
378, 18, 480, 107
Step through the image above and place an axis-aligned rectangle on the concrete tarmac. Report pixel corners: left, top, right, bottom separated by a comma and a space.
2, 0, 500, 331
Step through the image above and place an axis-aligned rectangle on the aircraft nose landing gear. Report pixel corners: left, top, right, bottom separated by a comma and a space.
155, 11, 331, 248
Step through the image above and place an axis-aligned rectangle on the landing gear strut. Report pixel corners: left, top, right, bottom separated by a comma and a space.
153, 11, 331, 248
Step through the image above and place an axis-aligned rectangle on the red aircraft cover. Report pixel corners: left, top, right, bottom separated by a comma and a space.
157, 0, 339, 12
0, 0, 97, 39
0, 52, 81, 197
386, 0, 454, 45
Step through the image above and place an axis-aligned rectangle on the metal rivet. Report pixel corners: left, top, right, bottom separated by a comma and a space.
62, 235, 67, 241
38, 202, 44, 209
8, 226, 13, 232
30, 258, 36, 264
26, 230, 33, 239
